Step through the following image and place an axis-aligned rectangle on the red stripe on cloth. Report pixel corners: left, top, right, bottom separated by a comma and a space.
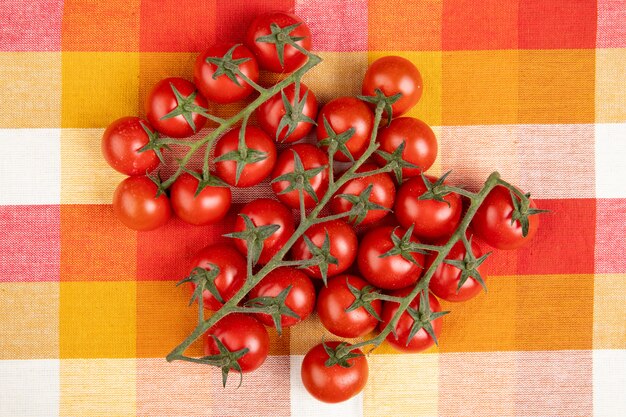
595, 198, 626, 273
214, 0, 295, 44
0, 0, 63, 51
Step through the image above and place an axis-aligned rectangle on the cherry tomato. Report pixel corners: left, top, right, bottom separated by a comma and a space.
316, 97, 374, 162
394, 175, 462, 242
193, 43, 259, 104
146, 77, 207, 138
301, 341, 368, 403
102, 117, 161, 176
357, 226, 425, 290
214, 126, 277, 187
362, 56, 423, 117
188, 244, 247, 311
271, 144, 329, 209
112, 176, 171, 231
205, 313, 269, 373
374, 117, 437, 178
291, 220, 358, 280
257, 83, 318, 143
245, 12, 312, 73
317, 274, 382, 338
472, 185, 540, 250
233, 198, 295, 265
380, 288, 444, 352
330, 163, 395, 225
169, 171, 231, 226
248, 267, 316, 328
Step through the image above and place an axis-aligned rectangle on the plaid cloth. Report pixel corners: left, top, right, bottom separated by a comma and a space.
1, 0, 625, 416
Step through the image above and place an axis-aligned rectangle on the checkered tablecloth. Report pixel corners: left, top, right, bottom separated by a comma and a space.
1, 1, 625, 416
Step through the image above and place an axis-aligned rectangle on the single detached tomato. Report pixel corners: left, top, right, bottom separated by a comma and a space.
317, 274, 382, 338
188, 244, 247, 311
301, 341, 368, 403
291, 220, 358, 280
427, 239, 486, 302
245, 12, 312, 73
330, 163, 396, 225
102, 117, 161, 176
375, 117, 437, 178
362, 56, 423, 117
316, 97, 374, 162
380, 288, 444, 352
205, 313, 269, 373
271, 144, 329, 209
112, 176, 171, 231
472, 185, 541, 250
233, 198, 295, 265
169, 171, 231, 226
146, 77, 208, 138
357, 226, 425, 290
248, 267, 316, 328
193, 43, 259, 104
257, 83, 318, 143
214, 126, 277, 187
395, 175, 462, 242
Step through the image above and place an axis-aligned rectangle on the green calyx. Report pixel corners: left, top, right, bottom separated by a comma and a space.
270, 149, 327, 203
336, 183, 389, 225
323, 342, 363, 368
379, 225, 428, 267
205, 44, 251, 87
275, 84, 316, 142
245, 285, 300, 336
318, 114, 356, 161
202, 336, 249, 388
182, 167, 228, 196
137, 121, 169, 165
255, 22, 305, 67
301, 230, 338, 286
224, 214, 280, 266
345, 280, 382, 321
160, 83, 212, 133
443, 236, 490, 293
357, 88, 402, 126
146, 170, 168, 197
213, 126, 268, 185
509, 191, 548, 237
177, 265, 223, 305
375, 141, 419, 183
418, 171, 453, 206
404, 291, 450, 346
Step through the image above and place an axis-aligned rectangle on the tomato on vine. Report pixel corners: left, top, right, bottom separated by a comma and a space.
101, 117, 162, 176
112, 176, 171, 231
169, 171, 231, 226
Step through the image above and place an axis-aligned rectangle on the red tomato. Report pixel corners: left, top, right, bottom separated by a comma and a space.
472, 185, 540, 250
330, 163, 396, 225
316, 97, 374, 162
394, 175, 462, 241
317, 274, 382, 338
169, 172, 231, 226
101, 117, 161, 176
189, 244, 247, 311
357, 226, 425, 290
374, 117, 437, 178
233, 198, 295, 265
380, 288, 444, 352
248, 267, 316, 328
271, 144, 329, 209
193, 43, 259, 104
291, 220, 358, 280
362, 56, 423, 117
245, 12, 312, 73
112, 176, 171, 231
427, 239, 486, 302
257, 83, 318, 143
205, 313, 269, 373
301, 341, 368, 403
146, 77, 207, 138
214, 126, 277, 187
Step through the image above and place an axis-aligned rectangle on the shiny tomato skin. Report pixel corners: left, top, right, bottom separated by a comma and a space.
214, 126, 277, 187
189, 244, 247, 311
146, 77, 207, 138
330, 163, 396, 225
233, 198, 295, 265
317, 274, 382, 338
249, 267, 316, 327
271, 144, 329, 209
112, 176, 171, 231
316, 97, 374, 162
291, 220, 358, 280
380, 288, 443, 352
301, 341, 368, 403
169, 171, 231, 226
245, 12, 312, 73
193, 43, 259, 104
205, 313, 269, 373
362, 56, 423, 117
472, 185, 540, 250
374, 117, 437, 178
357, 226, 425, 290
102, 117, 160, 176
394, 175, 462, 242
257, 83, 318, 143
